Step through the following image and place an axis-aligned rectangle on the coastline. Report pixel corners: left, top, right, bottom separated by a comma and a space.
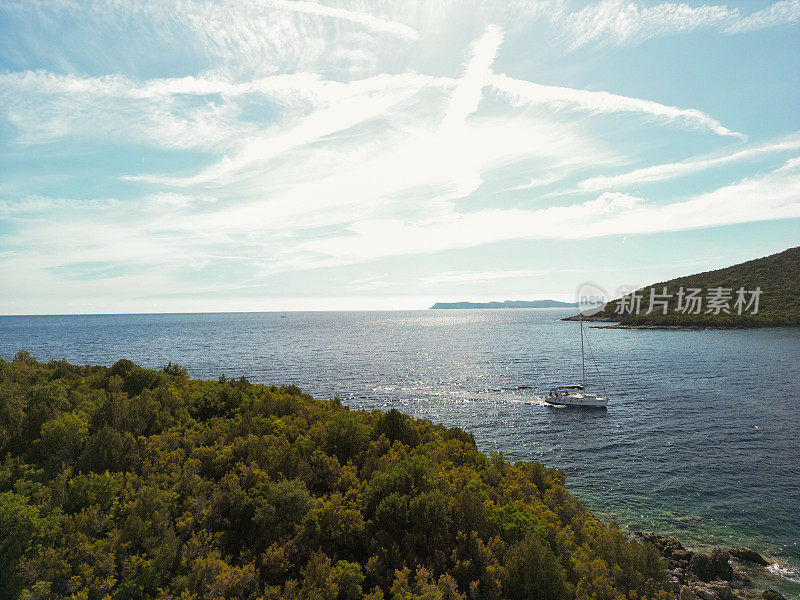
560, 316, 791, 330
0, 355, 693, 600
575, 490, 800, 599
560, 315, 728, 330
592, 324, 730, 330
2, 351, 798, 599
635, 531, 795, 600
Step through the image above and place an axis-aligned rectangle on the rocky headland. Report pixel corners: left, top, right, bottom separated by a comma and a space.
636, 532, 789, 600
563, 246, 800, 328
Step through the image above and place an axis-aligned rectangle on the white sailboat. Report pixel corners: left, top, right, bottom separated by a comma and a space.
545, 313, 609, 408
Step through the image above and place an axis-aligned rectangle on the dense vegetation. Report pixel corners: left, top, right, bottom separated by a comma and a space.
574, 246, 800, 327
0, 353, 671, 600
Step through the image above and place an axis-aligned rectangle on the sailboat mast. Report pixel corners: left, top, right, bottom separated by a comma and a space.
580, 312, 586, 388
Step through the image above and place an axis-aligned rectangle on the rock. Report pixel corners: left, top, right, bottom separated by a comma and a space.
690, 553, 716, 582
692, 585, 720, 600
688, 582, 734, 600
680, 585, 699, 600
733, 570, 751, 584
667, 575, 682, 594
707, 581, 734, 600
635, 533, 777, 600
664, 538, 685, 557
638, 531, 685, 557
673, 549, 695, 562
729, 547, 770, 566
710, 548, 733, 581
668, 567, 686, 580
668, 568, 687, 591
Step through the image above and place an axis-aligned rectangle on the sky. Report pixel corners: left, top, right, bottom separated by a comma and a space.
1, 0, 799, 314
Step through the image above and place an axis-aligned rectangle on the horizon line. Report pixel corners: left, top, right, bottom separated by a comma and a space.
0, 304, 582, 318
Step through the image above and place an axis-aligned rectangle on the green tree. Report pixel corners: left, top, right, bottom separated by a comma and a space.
503, 532, 571, 600
374, 409, 419, 447
324, 410, 370, 464
0, 492, 54, 594
37, 412, 88, 465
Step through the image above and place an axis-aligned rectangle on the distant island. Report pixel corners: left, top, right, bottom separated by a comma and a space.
565, 245, 800, 328
431, 299, 577, 309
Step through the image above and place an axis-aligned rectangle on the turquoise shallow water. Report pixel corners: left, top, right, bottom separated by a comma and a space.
1, 309, 798, 596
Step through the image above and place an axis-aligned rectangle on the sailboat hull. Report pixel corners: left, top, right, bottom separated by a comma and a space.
545, 393, 608, 408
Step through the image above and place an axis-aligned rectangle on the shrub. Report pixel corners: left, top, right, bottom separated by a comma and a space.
0, 357, 672, 600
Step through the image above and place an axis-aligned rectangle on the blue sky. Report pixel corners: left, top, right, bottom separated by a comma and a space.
1, 0, 799, 314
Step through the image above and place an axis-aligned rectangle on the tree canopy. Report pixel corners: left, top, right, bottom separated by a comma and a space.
0, 352, 671, 600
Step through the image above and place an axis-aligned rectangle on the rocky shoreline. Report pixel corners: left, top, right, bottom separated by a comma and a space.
592, 324, 729, 330
561, 315, 735, 330
561, 314, 619, 322
636, 532, 788, 600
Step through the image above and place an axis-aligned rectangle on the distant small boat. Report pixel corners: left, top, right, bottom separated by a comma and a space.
545, 313, 609, 408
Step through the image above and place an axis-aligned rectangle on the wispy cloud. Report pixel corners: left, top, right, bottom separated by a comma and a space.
553, 0, 800, 48
0, 196, 120, 216
296, 159, 800, 264
0, 71, 255, 150
491, 73, 743, 138
504, 174, 563, 191
1, 71, 451, 151
349, 269, 551, 291
415, 269, 547, 286
126, 75, 444, 185
442, 25, 503, 129
724, 0, 800, 33
261, 0, 420, 40
578, 133, 800, 191
1, 0, 421, 78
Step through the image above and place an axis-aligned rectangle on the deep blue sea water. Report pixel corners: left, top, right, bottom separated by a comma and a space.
1, 309, 798, 596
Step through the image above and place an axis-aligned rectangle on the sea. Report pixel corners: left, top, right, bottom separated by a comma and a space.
1, 309, 798, 596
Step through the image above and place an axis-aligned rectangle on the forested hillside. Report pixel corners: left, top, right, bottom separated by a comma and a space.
569, 246, 800, 327
0, 353, 671, 600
